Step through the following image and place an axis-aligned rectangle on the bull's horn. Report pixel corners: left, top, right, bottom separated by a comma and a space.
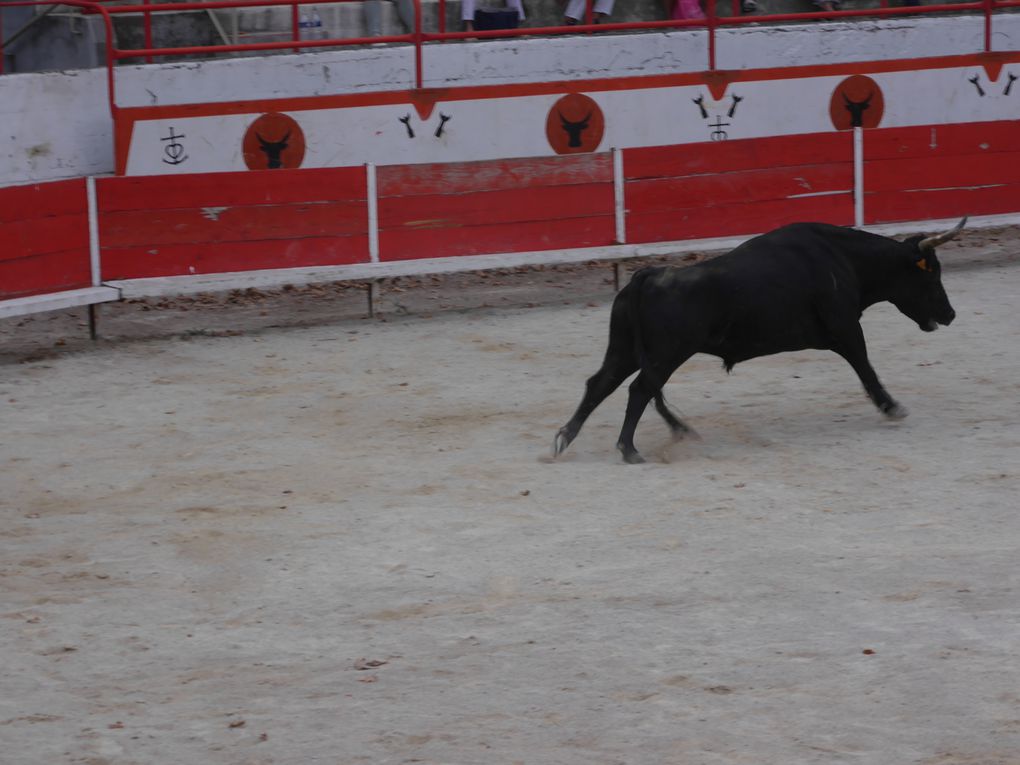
918, 216, 968, 251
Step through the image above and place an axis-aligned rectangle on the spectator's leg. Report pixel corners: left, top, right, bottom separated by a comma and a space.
365, 0, 383, 36
461, 0, 475, 29
392, 0, 416, 31
592, 0, 613, 21
508, 0, 526, 21
563, 0, 584, 22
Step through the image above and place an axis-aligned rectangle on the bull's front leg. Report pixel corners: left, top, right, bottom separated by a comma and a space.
832, 325, 908, 420
616, 373, 657, 464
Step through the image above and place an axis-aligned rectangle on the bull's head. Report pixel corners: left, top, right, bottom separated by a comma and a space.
256, 130, 291, 169
559, 110, 592, 148
894, 216, 966, 332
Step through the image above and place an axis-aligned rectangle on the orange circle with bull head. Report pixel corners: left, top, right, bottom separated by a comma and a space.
243, 112, 306, 170
546, 93, 605, 155
830, 75, 884, 131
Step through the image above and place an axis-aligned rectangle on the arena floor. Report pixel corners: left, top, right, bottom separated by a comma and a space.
2, 230, 1018, 764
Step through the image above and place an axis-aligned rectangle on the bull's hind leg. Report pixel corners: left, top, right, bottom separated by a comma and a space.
553, 357, 637, 457
653, 392, 698, 441
554, 293, 639, 458
616, 372, 658, 464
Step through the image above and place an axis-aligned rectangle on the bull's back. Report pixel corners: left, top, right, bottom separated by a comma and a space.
633, 231, 853, 361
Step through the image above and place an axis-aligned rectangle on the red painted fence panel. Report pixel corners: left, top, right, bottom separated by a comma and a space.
624, 132, 856, 243
0, 179, 91, 300
863, 120, 1020, 224
97, 167, 371, 280
376, 155, 616, 261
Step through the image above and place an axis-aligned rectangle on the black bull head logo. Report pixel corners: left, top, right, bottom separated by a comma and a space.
256, 130, 291, 169
559, 110, 592, 148
842, 90, 874, 128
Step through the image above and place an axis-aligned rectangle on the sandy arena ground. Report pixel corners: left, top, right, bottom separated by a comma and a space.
1, 229, 1019, 765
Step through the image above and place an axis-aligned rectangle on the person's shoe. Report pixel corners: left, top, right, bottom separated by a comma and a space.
741, 0, 757, 12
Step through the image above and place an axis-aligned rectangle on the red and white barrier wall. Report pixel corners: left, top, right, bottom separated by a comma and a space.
3, 51, 1020, 317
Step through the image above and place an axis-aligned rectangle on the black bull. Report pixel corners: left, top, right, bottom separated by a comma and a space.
554, 218, 966, 464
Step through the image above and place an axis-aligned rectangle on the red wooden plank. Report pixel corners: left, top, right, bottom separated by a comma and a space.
0, 250, 92, 300
379, 215, 615, 261
100, 236, 371, 280
98, 167, 367, 212
865, 152, 1020, 194
627, 195, 854, 244
99, 200, 368, 248
378, 183, 614, 230
378, 154, 613, 197
626, 164, 852, 213
863, 184, 1020, 225
3, 214, 90, 261
863, 120, 1020, 161
624, 132, 853, 180
0, 178, 85, 224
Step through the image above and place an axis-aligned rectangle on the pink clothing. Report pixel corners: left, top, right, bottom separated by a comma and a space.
672, 0, 704, 19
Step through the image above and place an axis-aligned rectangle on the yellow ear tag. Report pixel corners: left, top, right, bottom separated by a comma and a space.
916, 258, 928, 272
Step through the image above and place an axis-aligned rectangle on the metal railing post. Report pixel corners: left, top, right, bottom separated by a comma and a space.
143, 0, 153, 62
984, 0, 994, 52
707, 0, 717, 69
414, 0, 422, 88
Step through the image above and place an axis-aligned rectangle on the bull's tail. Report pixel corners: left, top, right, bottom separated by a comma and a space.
625, 267, 665, 391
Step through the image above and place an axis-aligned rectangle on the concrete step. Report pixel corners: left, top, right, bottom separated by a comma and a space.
211, 0, 967, 41
1, 0, 976, 72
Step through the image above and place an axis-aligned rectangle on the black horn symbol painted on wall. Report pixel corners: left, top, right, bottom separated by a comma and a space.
434, 113, 452, 138
399, 114, 415, 138
968, 75, 986, 97
692, 95, 709, 119
727, 94, 743, 118
256, 130, 291, 169
559, 110, 592, 148
842, 91, 874, 128
1004, 73, 1018, 96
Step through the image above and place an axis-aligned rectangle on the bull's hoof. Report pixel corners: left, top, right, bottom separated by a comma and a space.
553, 427, 573, 457
883, 402, 909, 420
672, 424, 701, 442
617, 444, 646, 464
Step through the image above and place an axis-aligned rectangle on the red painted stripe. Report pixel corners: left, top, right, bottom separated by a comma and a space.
95, 167, 372, 280
377, 155, 612, 197
625, 132, 853, 178
627, 194, 854, 243
98, 167, 367, 212
378, 182, 614, 229
864, 186, 1020, 224
100, 236, 371, 280
3, 214, 90, 261
863, 122, 1020, 222
0, 179, 91, 300
863, 120, 1020, 161
100, 202, 368, 248
626, 164, 852, 211
0, 178, 86, 224
865, 153, 1020, 193
376, 155, 614, 260
0, 250, 93, 300
379, 215, 615, 261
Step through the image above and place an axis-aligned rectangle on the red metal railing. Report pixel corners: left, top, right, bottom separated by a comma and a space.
1, 0, 1014, 99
